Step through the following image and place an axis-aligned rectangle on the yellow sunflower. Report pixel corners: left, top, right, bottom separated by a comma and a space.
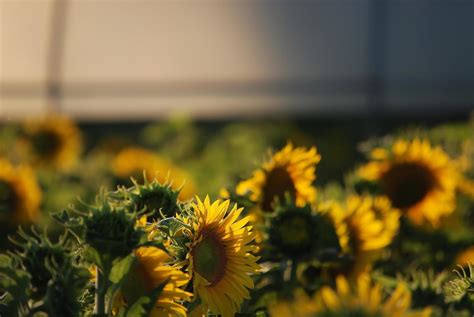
187, 196, 260, 317
236, 143, 320, 213
269, 275, 431, 317
358, 139, 458, 227
117, 247, 192, 317
454, 246, 474, 267
112, 147, 196, 200
21, 115, 82, 171
325, 195, 400, 276
0, 159, 41, 224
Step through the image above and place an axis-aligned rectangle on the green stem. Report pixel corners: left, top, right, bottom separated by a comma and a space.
290, 258, 298, 284
94, 266, 106, 315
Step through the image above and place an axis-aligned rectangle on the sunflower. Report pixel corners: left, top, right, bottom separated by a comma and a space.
116, 246, 192, 316
112, 147, 196, 200
269, 275, 431, 317
454, 246, 474, 267
325, 195, 400, 276
358, 139, 458, 227
236, 143, 320, 213
187, 196, 260, 317
267, 203, 327, 260
0, 159, 41, 224
21, 115, 82, 171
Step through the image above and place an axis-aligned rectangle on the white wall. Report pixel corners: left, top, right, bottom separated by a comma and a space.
1, 0, 473, 120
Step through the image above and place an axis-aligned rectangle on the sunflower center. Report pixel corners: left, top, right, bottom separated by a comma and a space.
0, 180, 17, 215
121, 260, 155, 304
192, 231, 227, 284
262, 166, 296, 212
381, 162, 437, 210
31, 130, 62, 157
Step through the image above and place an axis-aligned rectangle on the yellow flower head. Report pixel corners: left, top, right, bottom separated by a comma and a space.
21, 115, 82, 171
454, 246, 474, 268
188, 196, 260, 317
112, 147, 196, 200
326, 195, 400, 276
269, 275, 431, 317
118, 247, 192, 317
237, 143, 320, 213
0, 159, 41, 224
358, 139, 458, 227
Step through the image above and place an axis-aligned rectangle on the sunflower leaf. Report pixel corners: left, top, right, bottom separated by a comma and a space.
109, 255, 135, 284
125, 280, 167, 317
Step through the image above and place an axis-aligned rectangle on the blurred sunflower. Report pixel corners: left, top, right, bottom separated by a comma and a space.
116, 247, 192, 316
112, 147, 196, 200
236, 143, 320, 213
326, 195, 400, 276
0, 159, 41, 224
269, 275, 430, 317
267, 203, 321, 260
358, 139, 458, 227
454, 246, 474, 267
21, 115, 82, 171
456, 139, 474, 198
187, 196, 260, 317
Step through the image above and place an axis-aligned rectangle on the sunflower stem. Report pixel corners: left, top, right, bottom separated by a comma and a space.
290, 259, 298, 284
94, 266, 107, 316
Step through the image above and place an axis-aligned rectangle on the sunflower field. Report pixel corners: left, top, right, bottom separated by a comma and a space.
0, 116, 473, 317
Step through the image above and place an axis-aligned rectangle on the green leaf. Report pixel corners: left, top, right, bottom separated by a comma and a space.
125, 281, 167, 317
158, 217, 190, 236
82, 246, 103, 269
0, 254, 11, 267
109, 255, 136, 284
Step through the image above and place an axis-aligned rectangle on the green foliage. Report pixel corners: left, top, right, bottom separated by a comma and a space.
1, 117, 474, 316
444, 264, 474, 305
117, 280, 166, 317
115, 177, 182, 220
54, 191, 149, 268
0, 229, 89, 317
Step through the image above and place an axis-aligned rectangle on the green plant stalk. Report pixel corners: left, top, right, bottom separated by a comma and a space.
94, 266, 107, 315
290, 258, 298, 285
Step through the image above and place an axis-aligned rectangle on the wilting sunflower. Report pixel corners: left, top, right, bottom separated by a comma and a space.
325, 195, 400, 276
0, 159, 41, 224
236, 143, 320, 213
187, 196, 260, 317
21, 115, 82, 170
112, 147, 196, 200
116, 247, 192, 316
358, 139, 458, 227
270, 274, 431, 317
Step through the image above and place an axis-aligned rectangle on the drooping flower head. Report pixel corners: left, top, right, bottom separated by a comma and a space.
0, 159, 41, 225
358, 139, 458, 227
112, 147, 196, 200
21, 115, 82, 171
187, 196, 260, 317
237, 143, 320, 213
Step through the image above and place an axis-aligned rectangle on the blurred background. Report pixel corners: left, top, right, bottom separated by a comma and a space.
2, 0, 473, 120
0, 0, 473, 195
